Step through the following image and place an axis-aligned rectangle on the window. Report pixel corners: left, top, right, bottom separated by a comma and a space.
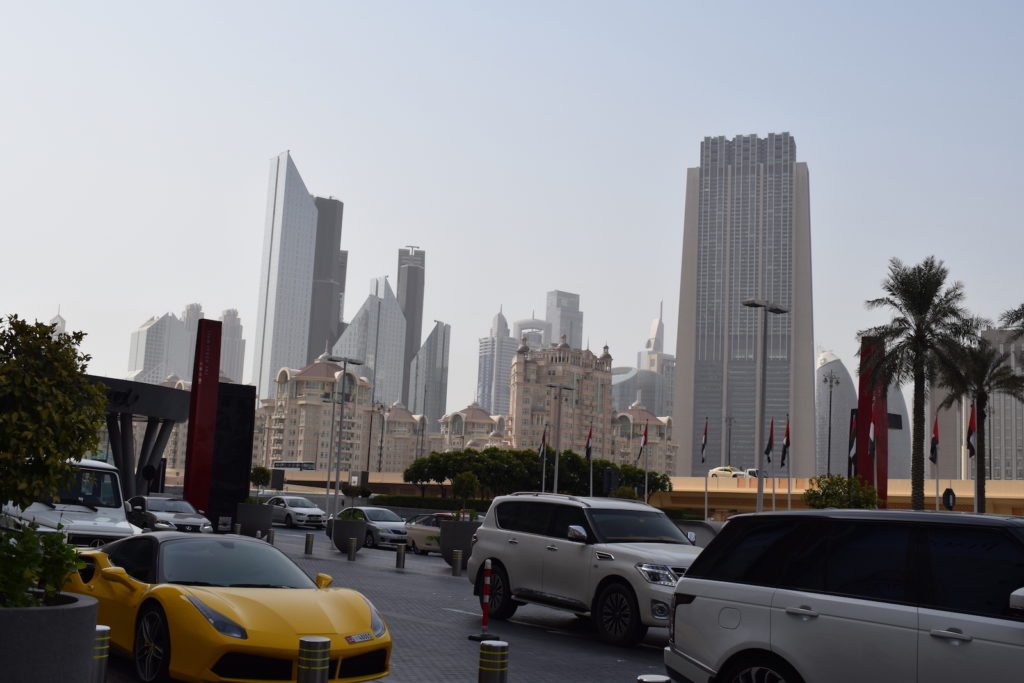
923, 525, 1024, 620
107, 537, 157, 583
495, 501, 554, 535
685, 517, 811, 585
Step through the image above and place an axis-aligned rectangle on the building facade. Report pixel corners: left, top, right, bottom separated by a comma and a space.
612, 305, 676, 417
509, 338, 614, 460
612, 403, 675, 475
219, 309, 246, 384
397, 247, 425, 404
546, 290, 583, 350
439, 404, 508, 452
673, 133, 815, 476
477, 310, 518, 415
408, 321, 451, 432
512, 317, 550, 350
251, 151, 347, 400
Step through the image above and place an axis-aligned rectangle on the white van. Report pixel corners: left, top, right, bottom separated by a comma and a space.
1, 458, 139, 546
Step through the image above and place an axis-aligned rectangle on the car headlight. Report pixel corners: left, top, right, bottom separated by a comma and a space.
200, 523, 213, 533
635, 563, 682, 587
364, 598, 387, 638
153, 520, 175, 530
186, 596, 248, 639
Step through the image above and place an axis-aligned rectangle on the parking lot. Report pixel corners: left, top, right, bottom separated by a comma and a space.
105, 525, 668, 682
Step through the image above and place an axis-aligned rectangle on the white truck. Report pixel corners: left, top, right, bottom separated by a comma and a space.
1, 458, 139, 546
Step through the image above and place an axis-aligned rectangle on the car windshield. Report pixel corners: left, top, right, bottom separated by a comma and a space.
285, 498, 316, 508
588, 509, 692, 544
147, 499, 197, 514
159, 537, 316, 588
365, 508, 403, 522
52, 468, 122, 508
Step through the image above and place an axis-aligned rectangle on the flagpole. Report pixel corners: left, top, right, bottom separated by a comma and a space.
771, 459, 776, 511
787, 460, 792, 510
704, 468, 709, 520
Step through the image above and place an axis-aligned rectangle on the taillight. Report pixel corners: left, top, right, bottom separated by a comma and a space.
668, 593, 696, 643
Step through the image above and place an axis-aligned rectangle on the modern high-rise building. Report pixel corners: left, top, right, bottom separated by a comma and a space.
673, 133, 815, 476
331, 277, 406, 408
219, 309, 246, 383
127, 312, 189, 384
181, 303, 203, 368
512, 316, 551, 350
251, 151, 347, 400
408, 321, 451, 432
49, 311, 66, 336
397, 247, 425, 405
814, 352, 858, 476
546, 290, 583, 350
612, 304, 676, 417
477, 310, 518, 415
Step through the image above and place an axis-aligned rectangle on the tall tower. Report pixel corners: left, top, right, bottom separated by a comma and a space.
408, 321, 451, 432
546, 290, 583, 350
673, 133, 814, 476
251, 151, 347, 400
332, 277, 406, 407
397, 247, 425, 404
219, 309, 246, 383
477, 310, 518, 415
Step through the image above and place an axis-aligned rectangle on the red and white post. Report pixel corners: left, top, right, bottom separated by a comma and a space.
469, 559, 498, 641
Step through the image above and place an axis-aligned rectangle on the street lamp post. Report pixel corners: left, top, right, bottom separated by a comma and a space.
742, 299, 789, 513
823, 370, 840, 475
546, 383, 574, 493
318, 353, 363, 519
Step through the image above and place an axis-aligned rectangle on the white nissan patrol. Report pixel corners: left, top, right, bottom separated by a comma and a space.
468, 492, 702, 645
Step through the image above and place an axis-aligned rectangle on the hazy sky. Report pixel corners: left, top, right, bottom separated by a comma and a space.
3, 2, 1022, 416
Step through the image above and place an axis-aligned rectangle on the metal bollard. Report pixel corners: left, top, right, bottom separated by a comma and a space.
266, 529, 275, 545
305, 532, 315, 555
636, 676, 671, 683
469, 558, 498, 641
395, 543, 406, 569
297, 635, 331, 683
233, 523, 242, 534
347, 537, 358, 561
477, 639, 509, 683
92, 625, 110, 683
452, 549, 463, 577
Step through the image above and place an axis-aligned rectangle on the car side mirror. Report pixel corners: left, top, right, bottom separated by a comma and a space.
131, 505, 144, 512
567, 525, 588, 542
686, 531, 697, 544
101, 566, 139, 589
197, 509, 205, 515
1011, 587, 1024, 611
315, 573, 334, 589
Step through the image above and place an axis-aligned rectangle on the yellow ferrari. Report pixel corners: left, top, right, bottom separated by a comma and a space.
66, 531, 391, 682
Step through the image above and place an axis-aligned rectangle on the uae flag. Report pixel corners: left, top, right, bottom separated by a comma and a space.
764, 418, 774, 464
929, 415, 939, 464
700, 417, 708, 463
585, 426, 593, 462
635, 422, 649, 463
781, 418, 790, 469
538, 426, 548, 460
967, 402, 977, 458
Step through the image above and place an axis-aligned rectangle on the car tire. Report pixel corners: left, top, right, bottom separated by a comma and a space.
485, 563, 518, 620
410, 541, 427, 556
364, 531, 375, 548
593, 582, 646, 646
717, 655, 805, 683
285, 514, 294, 528
134, 602, 171, 683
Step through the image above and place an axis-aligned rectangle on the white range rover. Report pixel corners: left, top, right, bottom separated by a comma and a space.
468, 492, 702, 645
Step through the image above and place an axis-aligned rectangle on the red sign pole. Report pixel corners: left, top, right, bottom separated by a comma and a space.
182, 319, 222, 513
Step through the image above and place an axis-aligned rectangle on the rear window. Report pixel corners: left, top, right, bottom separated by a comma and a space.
684, 516, 814, 585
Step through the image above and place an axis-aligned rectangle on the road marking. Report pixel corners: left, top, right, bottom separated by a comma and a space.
443, 608, 481, 616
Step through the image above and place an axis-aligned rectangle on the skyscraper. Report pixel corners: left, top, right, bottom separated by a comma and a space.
219, 309, 246, 383
477, 310, 518, 415
332, 277, 406, 407
251, 151, 347, 400
408, 320, 451, 432
546, 290, 583, 350
127, 312, 189, 384
397, 247, 425, 405
673, 133, 815, 476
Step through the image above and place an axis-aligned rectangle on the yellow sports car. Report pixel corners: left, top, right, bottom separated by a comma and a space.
66, 531, 391, 682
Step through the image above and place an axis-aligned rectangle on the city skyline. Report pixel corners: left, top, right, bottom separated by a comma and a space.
5, 3, 1023, 433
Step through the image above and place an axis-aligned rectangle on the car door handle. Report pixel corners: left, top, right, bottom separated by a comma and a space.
545, 545, 558, 551
930, 628, 973, 643
784, 606, 819, 618
506, 538, 518, 545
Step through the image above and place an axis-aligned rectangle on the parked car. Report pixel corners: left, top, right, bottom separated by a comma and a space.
127, 496, 213, 533
404, 512, 453, 555
65, 532, 391, 683
707, 466, 745, 478
338, 506, 407, 548
665, 509, 1024, 683
469, 492, 702, 646
263, 495, 326, 528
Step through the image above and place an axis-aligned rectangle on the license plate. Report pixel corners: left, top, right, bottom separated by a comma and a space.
345, 632, 374, 644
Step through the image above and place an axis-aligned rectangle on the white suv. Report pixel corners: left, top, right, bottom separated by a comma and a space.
665, 509, 1024, 683
468, 492, 702, 645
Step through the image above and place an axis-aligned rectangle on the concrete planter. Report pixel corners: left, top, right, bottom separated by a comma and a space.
440, 520, 481, 569
329, 519, 368, 553
235, 502, 272, 537
0, 591, 98, 683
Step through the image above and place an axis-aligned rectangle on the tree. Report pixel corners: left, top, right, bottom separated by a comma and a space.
0, 315, 107, 607
1000, 304, 1024, 340
803, 474, 879, 509
860, 256, 972, 510
250, 466, 270, 498
452, 471, 479, 508
403, 457, 432, 496
935, 334, 1024, 513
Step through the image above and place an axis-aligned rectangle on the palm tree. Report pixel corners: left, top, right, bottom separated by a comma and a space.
935, 335, 1024, 513
860, 256, 972, 510
1000, 304, 1024, 340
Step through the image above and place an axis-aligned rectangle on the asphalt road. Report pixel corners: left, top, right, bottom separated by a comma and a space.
105, 525, 668, 682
